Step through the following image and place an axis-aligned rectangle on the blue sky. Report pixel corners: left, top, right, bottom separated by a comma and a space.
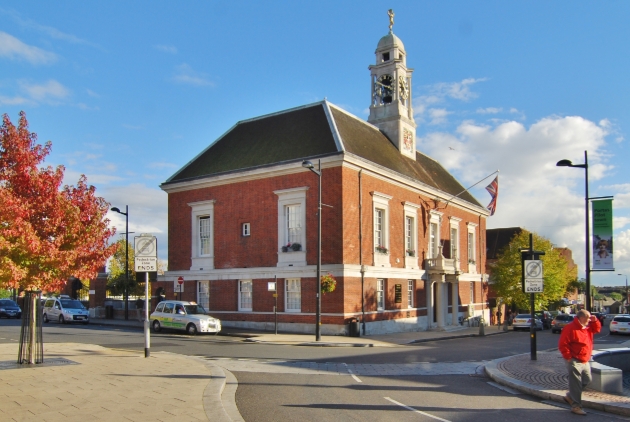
1, 1, 629, 287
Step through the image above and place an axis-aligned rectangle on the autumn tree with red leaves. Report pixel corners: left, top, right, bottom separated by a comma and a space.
0, 111, 116, 362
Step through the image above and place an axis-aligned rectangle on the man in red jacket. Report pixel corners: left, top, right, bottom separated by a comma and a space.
558, 309, 601, 416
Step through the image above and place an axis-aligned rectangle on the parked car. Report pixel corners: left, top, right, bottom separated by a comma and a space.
551, 313, 575, 334
591, 312, 606, 325
150, 300, 221, 335
534, 311, 552, 329
42, 295, 89, 324
512, 314, 543, 331
0, 299, 22, 319
609, 315, 630, 335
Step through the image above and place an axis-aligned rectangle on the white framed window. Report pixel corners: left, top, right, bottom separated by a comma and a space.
377, 279, 385, 310
408, 280, 414, 308
197, 281, 209, 310
285, 205, 302, 244
375, 208, 385, 248
428, 211, 442, 259
285, 278, 301, 312
449, 217, 461, 262
239, 280, 252, 311
372, 192, 392, 267
467, 223, 477, 268
403, 202, 420, 269
242, 223, 250, 237
275, 187, 308, 267
199, 217, 211, 255
188, 200, 216, 271
406, 216, 414, 252
470, 281, 475, 304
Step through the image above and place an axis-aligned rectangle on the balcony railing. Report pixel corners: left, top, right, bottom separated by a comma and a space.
425, 256, 458, 274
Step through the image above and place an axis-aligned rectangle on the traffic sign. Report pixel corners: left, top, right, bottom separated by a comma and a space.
135, 257, 157, 272
524, 260, 543, 279
135, 236, 157, 257
174, 277, 184, 293
524, 260, 543, 293
524, 279, 544, 293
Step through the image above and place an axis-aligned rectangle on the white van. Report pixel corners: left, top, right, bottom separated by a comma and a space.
42, 295, 89, 324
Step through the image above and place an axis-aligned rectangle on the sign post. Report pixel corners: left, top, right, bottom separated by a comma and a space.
135, 234, 157, 358
175, 276, 184, 301
521, 233, 545, 361
268, 277, 277, 335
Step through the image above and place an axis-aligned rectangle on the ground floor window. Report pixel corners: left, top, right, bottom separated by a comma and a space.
285, 278, 301, 312
239, 280, 252, 311
408, 280, 414, 308
377, 279, 385, 310
197, 281, 209, 310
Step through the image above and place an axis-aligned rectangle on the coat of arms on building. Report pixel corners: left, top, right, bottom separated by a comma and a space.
403, 128, 413, 152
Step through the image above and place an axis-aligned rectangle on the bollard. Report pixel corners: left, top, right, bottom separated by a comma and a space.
479, 318, 485, 336
503, 320, 509, 332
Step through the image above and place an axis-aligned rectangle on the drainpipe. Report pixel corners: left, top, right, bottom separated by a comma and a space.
359, 169, 366, 335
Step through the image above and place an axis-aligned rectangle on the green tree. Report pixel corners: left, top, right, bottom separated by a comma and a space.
489, 230, 574, 310
609, 292, 623, 302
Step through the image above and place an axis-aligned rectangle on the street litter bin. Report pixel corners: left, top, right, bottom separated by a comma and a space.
348, 318, 360, 337
105, 305, 114, 319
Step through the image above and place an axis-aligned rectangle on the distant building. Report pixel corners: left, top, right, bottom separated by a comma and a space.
156, 18, 490, 334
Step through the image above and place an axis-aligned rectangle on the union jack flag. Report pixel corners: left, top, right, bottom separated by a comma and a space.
485, 176, 499, 216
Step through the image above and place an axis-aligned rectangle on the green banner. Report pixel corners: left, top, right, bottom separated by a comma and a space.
592, 199, 613, 270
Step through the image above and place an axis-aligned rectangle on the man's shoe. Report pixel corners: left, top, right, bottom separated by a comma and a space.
571, 407, 587, 416
564, 393, 574, 406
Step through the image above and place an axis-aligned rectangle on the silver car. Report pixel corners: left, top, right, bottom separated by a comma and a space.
150, 300, 221, 335
512, 314, 542, 331
42, 295, 90, 324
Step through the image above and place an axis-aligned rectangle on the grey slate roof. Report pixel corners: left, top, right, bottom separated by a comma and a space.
163, 101, 483, 209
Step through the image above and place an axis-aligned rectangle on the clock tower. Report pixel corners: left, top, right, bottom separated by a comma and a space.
368, 10, 417, 159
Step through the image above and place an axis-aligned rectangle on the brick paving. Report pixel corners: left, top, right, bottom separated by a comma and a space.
497, 351, 630, 404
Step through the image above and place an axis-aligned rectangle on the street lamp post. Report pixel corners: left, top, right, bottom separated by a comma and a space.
619, 274, 628, 311
557, 151, 591, 312
111, 205, 129, 320
302, 159, 322, 341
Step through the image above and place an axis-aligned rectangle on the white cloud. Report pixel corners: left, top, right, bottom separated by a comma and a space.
154, 44, 177, 54
172, 63, 214, 87
421, 115, 613, 278
0, 31, 57, 64
86, 89, 100, 98
104, 184, 169, 261
477, 107, 502, 114
413, 78, 487, 122
19, 79, 69, 102
428, 108, 451, 125
147, 162, 179, 170
77, 103, 99, 111
1, 9, 94, 46
0, 95, 29, 105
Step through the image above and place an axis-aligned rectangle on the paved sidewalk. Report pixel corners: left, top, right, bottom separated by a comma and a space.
485, 347, 630, 417
0, 342, 241, 422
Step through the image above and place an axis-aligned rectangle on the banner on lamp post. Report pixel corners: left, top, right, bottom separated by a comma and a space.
592, 199, 613, 270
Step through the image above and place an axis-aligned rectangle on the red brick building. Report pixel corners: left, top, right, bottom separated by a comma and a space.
157, 27, 490, 335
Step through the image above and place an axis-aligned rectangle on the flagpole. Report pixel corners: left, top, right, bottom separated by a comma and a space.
442, 170, 499, 207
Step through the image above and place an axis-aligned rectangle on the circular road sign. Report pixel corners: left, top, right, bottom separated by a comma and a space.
177, 276, 184, 285
525, 260, 543, 278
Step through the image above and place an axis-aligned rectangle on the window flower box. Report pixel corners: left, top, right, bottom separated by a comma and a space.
282, 243, 302, 252
406, 249, 415, 257
375, 245, 388, 254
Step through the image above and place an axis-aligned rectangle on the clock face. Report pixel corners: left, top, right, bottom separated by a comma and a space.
403, 128, 413, 152
399, 76, 409, 100
374, 74, 394, 104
